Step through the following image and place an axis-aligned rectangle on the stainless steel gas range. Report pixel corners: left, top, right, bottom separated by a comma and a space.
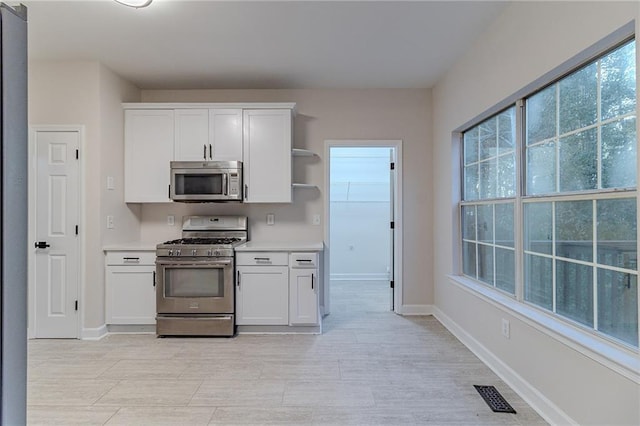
155, 216, 247, 337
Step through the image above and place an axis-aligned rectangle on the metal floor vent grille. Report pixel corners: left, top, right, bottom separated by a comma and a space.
474, 385, 517, 414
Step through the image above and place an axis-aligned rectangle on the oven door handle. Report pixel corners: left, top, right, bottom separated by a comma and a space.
156, 259, 233, 267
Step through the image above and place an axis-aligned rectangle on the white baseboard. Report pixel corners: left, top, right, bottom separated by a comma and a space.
81, 324, 108, 340
400, 304, 433, 315
432, 306, 576, 426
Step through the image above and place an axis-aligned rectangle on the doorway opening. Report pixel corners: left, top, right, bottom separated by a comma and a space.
323, 140, 402, 320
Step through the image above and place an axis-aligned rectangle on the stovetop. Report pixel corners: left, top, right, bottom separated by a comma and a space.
162, 237, 243, 246
156, 215, 248, 258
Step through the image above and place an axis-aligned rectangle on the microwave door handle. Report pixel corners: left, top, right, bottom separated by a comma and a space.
222, 173, 228, 195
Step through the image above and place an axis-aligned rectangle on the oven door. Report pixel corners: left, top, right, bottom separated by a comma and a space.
156, 258, 234, 314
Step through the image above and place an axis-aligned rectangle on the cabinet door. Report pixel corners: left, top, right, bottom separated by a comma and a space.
243, 109, 292, 203
174, 109, 209, 161
289, 268, 319, 325
106, 266, 156, 325
210, 109, 242, 161
236, 266, 289, 325
124, 109, 174, 202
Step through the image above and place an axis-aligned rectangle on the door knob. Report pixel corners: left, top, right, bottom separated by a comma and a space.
34, 241, 50, 249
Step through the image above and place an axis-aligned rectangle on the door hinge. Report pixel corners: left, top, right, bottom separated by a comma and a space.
75, 149, 79, 160
390, 221, 395, 229
74, 300, 78, 311
75, 225, 79, 235
390, 280, 395, 289
390, 162, 395, 170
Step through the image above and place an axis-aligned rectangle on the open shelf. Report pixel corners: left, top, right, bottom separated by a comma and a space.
292, 148, 317, 157
292, 183, 318, 189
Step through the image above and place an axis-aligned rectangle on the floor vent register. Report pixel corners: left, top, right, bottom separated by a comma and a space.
473, 385, 517, 414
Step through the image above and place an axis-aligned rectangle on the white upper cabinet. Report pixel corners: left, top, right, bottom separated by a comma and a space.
124, 109, 174, 203
209, 109, 243, 161
124, 103, 294, 203
243, 109, 292, 203
174, 108, 242, 161
174, 109, 209, 161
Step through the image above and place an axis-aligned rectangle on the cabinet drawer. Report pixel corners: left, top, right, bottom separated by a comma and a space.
290, 252, 318, 268
236, 252, 288, 266
106, 251, 155, 266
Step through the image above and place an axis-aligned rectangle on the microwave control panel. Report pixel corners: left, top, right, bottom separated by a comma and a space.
229, 172, 240, 196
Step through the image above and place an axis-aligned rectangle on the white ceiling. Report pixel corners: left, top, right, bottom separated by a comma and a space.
24, 0, 508, 90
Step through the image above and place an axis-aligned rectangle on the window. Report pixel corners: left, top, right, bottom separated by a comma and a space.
460, 38, 638, 348
462, 108, 516, 294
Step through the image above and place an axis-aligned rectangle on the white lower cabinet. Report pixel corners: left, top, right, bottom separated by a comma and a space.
105, 251, 156, 325
289, 268, 319, 325
236, 252, 289, 325
235, 250, 321, 328
289, 252, 319, 325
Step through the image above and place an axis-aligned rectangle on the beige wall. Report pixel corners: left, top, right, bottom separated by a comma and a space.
29, 60, 141, 330
99, 62, 142, 248
432, 2, 639, 425
140, 89, 433, 308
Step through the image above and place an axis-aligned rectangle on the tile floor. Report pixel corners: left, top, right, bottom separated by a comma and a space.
27, 281, 547, 425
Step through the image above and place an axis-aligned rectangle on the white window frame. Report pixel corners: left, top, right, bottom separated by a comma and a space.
451, 21, 639, 381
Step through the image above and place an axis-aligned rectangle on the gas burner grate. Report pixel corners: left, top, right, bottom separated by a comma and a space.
473, 385, 517, 414
163, 237, 242, 245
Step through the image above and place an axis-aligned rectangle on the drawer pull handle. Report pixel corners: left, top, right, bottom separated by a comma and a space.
123, 257, 140, 261
297, 259, 312, 262
311, 273, 314, 290
254, 257, 271, 261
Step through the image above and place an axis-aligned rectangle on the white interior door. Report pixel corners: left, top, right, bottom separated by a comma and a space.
33, 129, 80, 338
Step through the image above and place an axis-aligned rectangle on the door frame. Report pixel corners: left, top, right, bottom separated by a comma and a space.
28, 125, 86, 339
324, 139, 403, 314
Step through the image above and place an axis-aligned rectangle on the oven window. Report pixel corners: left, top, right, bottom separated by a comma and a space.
164, 267, 225, 297
175, 174, 223, 195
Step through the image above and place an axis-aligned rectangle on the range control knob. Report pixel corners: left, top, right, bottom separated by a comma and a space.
214, 250, 221, 256
176, 249, 181, 256
207, 249, 213, 256
192, 249, 197, 256
168, 249, 173, 256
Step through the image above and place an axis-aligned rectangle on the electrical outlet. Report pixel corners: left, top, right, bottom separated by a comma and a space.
266, 213, 275, 226
167, 215, 175, 226
312, 214, 321, 225
501, 318, 510, 339
106, 215, 114, 229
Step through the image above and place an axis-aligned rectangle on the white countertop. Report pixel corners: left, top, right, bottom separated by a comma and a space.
103, 241, 324, 252
103, 243, 157, 252
235, 241, 324, 252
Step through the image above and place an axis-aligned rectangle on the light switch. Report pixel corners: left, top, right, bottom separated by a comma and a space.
266, 213, 275, 226
167, 215, 175, 226
106, 176, 115, 190
312, 214, 321, 226
106, 215, 114, 229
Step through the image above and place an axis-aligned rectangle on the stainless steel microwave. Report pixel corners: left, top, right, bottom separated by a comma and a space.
170, 161, 243, 202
